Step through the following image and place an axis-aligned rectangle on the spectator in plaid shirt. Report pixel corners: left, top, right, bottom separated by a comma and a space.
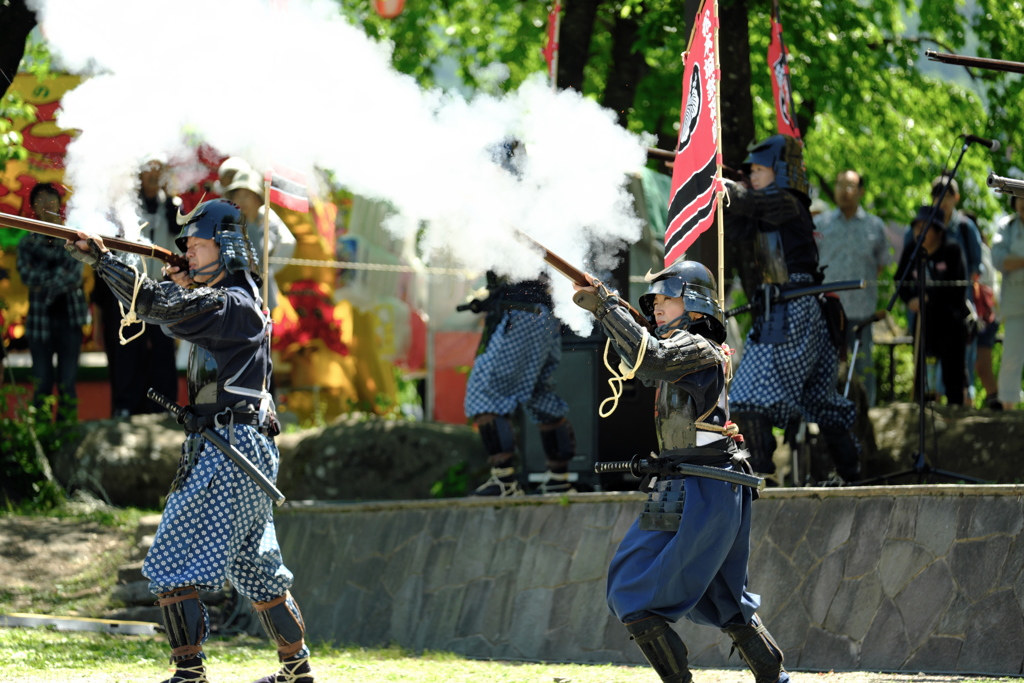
16, 183, 90, 415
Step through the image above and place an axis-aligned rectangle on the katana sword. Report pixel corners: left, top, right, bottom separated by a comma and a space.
147, 389, 286, 506
595, 453, 765, 490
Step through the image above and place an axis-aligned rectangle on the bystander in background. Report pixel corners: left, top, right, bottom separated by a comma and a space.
973, 222, 1000, 408
815, 170, 892, 406
92, 153, 180, 418
896, 205, 971, 406
15, 182, 89, 416
993, 195, 1024, 409
223, 169, 296, 312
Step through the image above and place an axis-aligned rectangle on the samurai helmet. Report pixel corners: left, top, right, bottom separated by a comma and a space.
743, 134, 810, 201
640, 259, 726, 342
174, 198, 260, 283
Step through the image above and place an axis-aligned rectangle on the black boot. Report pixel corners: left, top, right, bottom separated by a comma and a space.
722, 613, 786, 683
625, 615, 693, 683
819, 424, 862, 483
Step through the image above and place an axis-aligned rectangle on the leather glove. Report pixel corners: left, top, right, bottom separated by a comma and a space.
64, 238, 103, 267
572, 280, 620, 320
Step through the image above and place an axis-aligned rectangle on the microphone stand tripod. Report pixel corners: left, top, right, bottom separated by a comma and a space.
859, 143, 984, 485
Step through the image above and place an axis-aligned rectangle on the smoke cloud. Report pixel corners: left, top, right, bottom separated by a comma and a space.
33, 0, 649, 332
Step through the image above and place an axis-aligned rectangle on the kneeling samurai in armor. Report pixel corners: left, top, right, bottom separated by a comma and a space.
67, 199, 313, 683
572, 260, 789, 683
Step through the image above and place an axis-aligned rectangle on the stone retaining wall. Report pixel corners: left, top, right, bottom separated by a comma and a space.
276, 485, 1024, 675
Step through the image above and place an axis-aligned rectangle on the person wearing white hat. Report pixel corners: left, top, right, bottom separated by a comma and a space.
224, 169, 296, 312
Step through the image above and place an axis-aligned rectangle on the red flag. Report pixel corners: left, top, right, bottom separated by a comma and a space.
542, 3, 562, 86
664, 0, 722, 267
768, 0, 801, 140
265, 165, 309, 213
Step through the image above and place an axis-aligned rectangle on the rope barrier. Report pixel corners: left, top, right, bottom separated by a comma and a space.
268, 256, 479, 278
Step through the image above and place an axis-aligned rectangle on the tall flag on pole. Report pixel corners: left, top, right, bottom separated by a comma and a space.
768, 0, 801, 140
265, 165, 309, 213
664, 0, 722, 267
542, 2, 562, 90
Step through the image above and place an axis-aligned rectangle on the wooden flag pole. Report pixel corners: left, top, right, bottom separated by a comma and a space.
712, 0, 725, 308
261, 178, 272, 310
550, 2, 562, 92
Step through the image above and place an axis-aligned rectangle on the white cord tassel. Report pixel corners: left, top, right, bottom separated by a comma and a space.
599, 327, 650, 418
117, 262, 147, 345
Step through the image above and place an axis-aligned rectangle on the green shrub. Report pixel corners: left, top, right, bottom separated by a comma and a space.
0, 384, 77, 511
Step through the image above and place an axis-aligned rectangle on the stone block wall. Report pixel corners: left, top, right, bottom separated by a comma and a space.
276, 485, 1024, 674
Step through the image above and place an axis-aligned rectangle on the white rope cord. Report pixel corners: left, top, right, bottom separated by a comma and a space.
267, 256, 479, 278
117, 262, 148, 345
598, 327, 650, 418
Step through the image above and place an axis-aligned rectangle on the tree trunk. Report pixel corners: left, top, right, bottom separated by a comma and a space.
557, 0, 602, 92
689, 0, 759, 297
0, 1, 36, 99
601, 11, 647, 128
718, 0, 755, 169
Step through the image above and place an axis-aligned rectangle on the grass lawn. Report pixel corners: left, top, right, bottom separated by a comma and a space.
1, 627, 1019, 683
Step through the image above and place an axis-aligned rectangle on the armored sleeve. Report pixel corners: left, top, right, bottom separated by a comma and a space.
597, 305, 725, 384
94, 252, 225, 325
722, 179, 803, 227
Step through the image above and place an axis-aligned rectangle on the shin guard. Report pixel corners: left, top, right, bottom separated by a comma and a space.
474, 413, 517, 466
157, 587, 209, 663
722, 613, 785, 683
625, 615, 692, 683
539, 418, 576, 471
253, 591, 309, 662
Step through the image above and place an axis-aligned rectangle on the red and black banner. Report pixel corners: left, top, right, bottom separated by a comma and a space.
768, 0, 801, 140
664, 0, 721, 267
265, 165, 309, 213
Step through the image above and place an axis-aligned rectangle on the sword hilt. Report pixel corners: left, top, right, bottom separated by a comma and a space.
594, 454, 645, 477
147, 388, 185, 420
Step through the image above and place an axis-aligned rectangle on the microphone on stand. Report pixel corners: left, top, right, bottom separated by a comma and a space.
963, 134, 1001, 152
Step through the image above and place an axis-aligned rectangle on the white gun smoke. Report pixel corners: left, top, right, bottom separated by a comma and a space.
31, 0, 649, 332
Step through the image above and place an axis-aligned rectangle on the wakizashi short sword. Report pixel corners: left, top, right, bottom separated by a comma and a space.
148, 388, 286, 506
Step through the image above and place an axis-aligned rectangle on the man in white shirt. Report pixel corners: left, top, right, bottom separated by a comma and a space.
814, 170, 892, 406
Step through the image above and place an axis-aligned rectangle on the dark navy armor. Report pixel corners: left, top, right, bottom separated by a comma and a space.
94, 252, 273, 417
188, 345, 220, 405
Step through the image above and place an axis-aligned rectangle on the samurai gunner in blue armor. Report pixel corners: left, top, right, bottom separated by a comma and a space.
720, 134, 861, 484
572, 261, 789, 683
67, 199, 314, 683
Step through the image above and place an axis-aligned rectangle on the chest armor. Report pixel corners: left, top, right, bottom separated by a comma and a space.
654, 380, 697, 451
754, 229, 789, 284
187, 344, 219, 405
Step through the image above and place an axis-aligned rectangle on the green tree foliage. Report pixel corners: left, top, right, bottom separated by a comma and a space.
0, 34, 53, 167
334, 0, 1024, 230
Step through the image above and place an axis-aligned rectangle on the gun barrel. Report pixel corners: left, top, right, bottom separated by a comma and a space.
925, 50, 1024, 75
726, 279, 865, 318
0, 212, 188, 270
988, 173, 1024, 198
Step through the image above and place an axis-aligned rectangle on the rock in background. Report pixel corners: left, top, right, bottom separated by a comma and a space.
276, 414, 488, 501
51, 413, 488, 508
869, 403, 1023, 483
45, 404, 1023, 510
